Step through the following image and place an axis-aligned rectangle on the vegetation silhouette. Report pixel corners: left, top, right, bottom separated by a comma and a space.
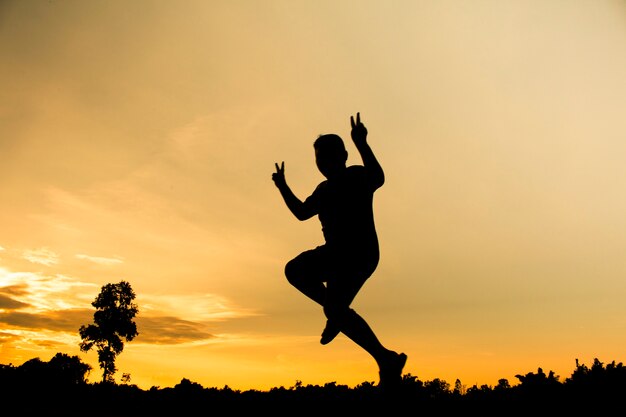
79, 280, 139, 383
1, 355, 623, 415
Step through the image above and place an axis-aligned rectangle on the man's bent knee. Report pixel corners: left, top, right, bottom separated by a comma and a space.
284, 259, 300, 286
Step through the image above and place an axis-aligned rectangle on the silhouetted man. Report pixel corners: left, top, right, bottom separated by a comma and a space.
272, 112, 406, 387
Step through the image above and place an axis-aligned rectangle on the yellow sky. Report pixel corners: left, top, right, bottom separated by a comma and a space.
1, 0, 625, 391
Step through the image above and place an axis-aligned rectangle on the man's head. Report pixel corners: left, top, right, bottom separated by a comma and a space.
314, 134, 348, 179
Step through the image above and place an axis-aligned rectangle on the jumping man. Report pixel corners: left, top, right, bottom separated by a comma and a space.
272, 112, 406, 387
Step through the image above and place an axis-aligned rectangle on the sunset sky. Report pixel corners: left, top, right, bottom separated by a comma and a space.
1, 0, 625, 391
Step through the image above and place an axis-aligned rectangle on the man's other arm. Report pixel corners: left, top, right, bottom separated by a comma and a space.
272, 161, 316, 221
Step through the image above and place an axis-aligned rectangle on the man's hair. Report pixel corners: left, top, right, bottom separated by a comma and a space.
314, 134, 346, 153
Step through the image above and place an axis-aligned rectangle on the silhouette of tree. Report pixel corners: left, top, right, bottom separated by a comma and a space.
121, 372, 132, 385
515, 367, 561, 387
565, 358, 626, 400
2, 353, 91, 395
424, 377, 451, 400
79, 280, 139, 383
48, 352, 92, 385
453, 378, 465, 395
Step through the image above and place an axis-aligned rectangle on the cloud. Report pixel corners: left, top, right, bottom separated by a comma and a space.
139, 293, 256, 322
0, 266, 255, 349
0, 309, 92, 332
75, 253, 124, 266
0, 283, 29, 297
0, 307, 221, 345
22, 248, 59, 266
0, 309, 217, 346
0, 331, 22, 345
0, 293, 28, 310
0, 328, 80, 352
0, 267, 97, 313
134, 316, 215, 344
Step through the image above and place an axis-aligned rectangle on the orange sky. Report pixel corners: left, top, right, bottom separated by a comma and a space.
1, 0, 626, 391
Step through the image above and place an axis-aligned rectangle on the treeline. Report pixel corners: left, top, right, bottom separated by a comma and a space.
1, 354, 624, 415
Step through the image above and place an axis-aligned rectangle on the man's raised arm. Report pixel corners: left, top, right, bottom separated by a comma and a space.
350, 113, 385, 189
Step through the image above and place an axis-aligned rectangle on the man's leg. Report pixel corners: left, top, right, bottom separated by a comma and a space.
284, 248, 327, 306
340, 309, 406, 385
286, 248, 407, 385
325, 280, 407, 386
320, 275, 362, 345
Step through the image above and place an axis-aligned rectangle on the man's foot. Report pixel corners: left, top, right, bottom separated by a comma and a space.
320, 320, 341, 345
378, 352, 407, 388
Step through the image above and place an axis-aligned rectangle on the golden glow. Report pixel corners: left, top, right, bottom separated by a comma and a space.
1, 0, 626, 391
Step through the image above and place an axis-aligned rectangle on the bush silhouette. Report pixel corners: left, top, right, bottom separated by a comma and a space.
1, 355, 624, 415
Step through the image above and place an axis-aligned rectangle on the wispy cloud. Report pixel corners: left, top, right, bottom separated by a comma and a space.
139, 293, 255, 322
75, 253, 124, 266
0, 293, 28, 310
22, 248, 59, 266
0, 268, 97, 313
0, 309, 92, 332
0, 328, 80, 352
134, 316, 215, 344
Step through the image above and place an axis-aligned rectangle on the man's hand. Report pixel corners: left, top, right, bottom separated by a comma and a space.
351, 112, 384, 188
272, 161, 287, 188
350, 112, 368, 147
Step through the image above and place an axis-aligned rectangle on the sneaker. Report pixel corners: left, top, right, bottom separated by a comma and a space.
320, 320, 341, 345
378, 352, 407, 388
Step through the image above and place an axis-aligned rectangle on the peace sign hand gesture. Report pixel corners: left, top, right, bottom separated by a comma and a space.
272, 161, 287, 189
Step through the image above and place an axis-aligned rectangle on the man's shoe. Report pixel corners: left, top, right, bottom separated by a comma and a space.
378, 352, 407, 388
320, 320, 341, 345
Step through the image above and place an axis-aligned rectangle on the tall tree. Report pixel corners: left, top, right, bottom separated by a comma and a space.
79, 280, 139, 383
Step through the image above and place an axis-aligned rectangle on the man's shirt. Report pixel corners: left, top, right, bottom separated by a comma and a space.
303, 165, 381, 252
